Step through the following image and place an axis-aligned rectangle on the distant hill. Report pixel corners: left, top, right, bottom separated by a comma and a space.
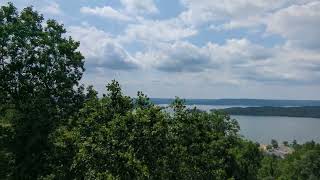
220, 106, 320, 118
150, 98, 320, 107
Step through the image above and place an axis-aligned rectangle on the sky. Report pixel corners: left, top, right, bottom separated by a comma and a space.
2, 0, 320, 99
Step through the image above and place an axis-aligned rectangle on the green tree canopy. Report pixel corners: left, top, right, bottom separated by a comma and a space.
0, 3, 85, 178
49, 81, 260, 179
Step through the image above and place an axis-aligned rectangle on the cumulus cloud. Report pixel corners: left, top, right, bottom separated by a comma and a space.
135, 41, 212, 72
120, 0, 158, 14
135, 39, 272, 73
266, 1, 320, 50
80, 6, 132, 21
179, 0, 290, 26
180, 0, 317, 33
68, 25, 138, 70
209, 16, 263, 31
80, 0, 158, 21
2, 0, 320, 98
133, 38, 320, 84
229, 43, 320, 83
119, 18, 197, 43
41, 2, 62, 15
74, 0, 320, 86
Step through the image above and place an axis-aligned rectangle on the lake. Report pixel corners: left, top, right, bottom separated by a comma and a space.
159, 104, 320, 144
234, 115, 320, 144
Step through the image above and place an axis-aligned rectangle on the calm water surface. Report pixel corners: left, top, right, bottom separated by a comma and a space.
233, 115, 320, 144
159, 104, 320, 144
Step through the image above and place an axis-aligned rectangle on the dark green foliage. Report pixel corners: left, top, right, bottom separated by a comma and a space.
166, 99, 241, 179
232, 141, 263, 180
48, 82, 257, 179
0, 111, 15, 179
292, 139, 299, 149
0, 2, 85, 178
278, 141, 320, 180
259, 141, 320, 180
271, 139, 279, 149
258, 155, 280, 180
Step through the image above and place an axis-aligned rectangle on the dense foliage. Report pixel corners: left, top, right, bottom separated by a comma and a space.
1, 3, 320, 180
0, 2, 85, 179
221, 106, 320, 118
258, 141, 320, 180
45, 83, 262, 179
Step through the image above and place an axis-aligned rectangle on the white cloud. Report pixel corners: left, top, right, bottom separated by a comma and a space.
266, 1, 320, 50
179, 0, 317, 32
120, 0, 158, 14
80, 0, 158, 21
135, 41, 212, 72
41, 2, 62, 15
179, 0, 289, 26
119, 18, 197, 43
135, 39, 272, 72
210, 16, 263, 31
68, 25, 138, 70
133, 38, 320, 84
80, 6, 132, 21
2, 0, 320, 98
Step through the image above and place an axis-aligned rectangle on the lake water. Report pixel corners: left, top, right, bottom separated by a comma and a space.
234, 115, 320, 144
159, 104, 320, 144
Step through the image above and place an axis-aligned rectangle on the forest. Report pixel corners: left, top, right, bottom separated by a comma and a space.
1, 3, 320, 179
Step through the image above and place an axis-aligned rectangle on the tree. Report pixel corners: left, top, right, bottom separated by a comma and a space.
0, 3, 85, 178
167, 100, 242, 179
50, 81, 172, 179
292, 139, 299, 149
231, 141, 262, 180
258, 155, 280, 179
0, 109, 15, 179
48, 81, 265, 179
278, 141, 320, 180
271, 139, 278, 149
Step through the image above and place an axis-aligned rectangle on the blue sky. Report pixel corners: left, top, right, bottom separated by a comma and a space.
2, 0, 320, 99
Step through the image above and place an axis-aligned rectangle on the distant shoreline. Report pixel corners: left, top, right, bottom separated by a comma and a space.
151, 98, 320, 107
219, 106, 320, 118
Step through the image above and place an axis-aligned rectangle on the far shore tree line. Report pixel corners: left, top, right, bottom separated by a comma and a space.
1, 3, 320, 179
220, 106, 320, 118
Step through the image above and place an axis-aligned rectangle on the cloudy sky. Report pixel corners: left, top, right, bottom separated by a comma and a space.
3, 0, 320, 99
